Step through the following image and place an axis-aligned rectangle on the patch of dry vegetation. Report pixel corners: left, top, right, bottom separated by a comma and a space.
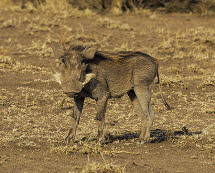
0, 1, 214, 172
1, 0, 95, 17
68, 0, 215, 15
80, 161, 125, 173
97, 17, 133, 31
2, 0, 215, 15
0, 54, 48, 73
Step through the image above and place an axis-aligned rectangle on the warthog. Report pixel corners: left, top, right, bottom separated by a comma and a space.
51, 43, 170, 144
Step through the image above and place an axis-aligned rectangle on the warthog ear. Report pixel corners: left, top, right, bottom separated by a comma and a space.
50, 42, 65, 58
81, 46, 97, 59
82, 73, 96, 87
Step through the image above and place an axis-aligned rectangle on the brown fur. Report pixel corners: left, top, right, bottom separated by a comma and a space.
51, 43, 170, 144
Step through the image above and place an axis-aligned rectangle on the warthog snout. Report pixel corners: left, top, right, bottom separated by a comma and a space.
61, 79, 83, 95
60, 75, 96, 96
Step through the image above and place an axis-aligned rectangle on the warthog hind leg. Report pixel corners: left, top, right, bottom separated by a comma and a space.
134, 86, 153, 143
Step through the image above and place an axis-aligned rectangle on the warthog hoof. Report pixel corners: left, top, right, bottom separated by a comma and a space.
96, 137, 105, 146
65, 136, 71, 146
94, 116, 102, 121
65, 134, 76, 145
138, 137, 151, 144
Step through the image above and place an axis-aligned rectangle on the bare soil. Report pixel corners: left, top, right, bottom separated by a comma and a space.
0, 8, 214, 173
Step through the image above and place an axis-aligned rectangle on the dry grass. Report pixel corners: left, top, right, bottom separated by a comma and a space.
197, 0, 215, 15
80, 161, 125, 173
97, 17, 133, 31
0, 1, 214, 172
0, 0, 95, 17
0, 54, 48, 73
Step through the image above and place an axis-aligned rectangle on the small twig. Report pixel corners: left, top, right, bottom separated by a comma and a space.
0, 50, 9, 57
87, 153, 90, 164
104, 150, 140, 155
100, 151, 107, 165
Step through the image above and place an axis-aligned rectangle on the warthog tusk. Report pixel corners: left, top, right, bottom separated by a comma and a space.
82, 73, 96, 87
53, 73, 62, 84
52, 67, 62, 84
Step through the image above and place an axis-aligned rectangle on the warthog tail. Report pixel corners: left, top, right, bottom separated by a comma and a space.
156, 70, 171, 110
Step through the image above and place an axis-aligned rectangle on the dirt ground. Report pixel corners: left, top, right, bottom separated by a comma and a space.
0, 5, 215, 173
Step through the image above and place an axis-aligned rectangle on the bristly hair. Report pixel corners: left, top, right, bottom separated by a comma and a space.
95, 51, 153, 61
68, 45, 155, 62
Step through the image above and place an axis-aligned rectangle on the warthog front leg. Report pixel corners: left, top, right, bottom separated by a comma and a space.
65, 96, 84, 145
95, 95, 109, 143
134, 86, 154, 143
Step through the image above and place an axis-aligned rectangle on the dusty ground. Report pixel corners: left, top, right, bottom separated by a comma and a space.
0, 5, 215, 173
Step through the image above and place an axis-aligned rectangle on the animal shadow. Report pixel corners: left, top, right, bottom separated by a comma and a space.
103, 126, 202, 144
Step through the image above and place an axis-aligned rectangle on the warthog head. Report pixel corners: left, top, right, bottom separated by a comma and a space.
51, 43, 96, 97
